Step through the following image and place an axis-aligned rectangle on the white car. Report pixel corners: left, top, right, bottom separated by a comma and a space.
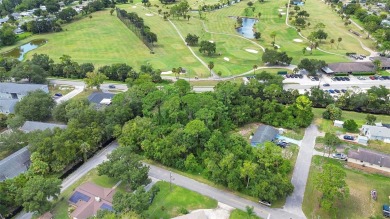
332, 153, 347, 160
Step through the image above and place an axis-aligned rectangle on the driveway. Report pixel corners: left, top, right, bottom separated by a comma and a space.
284, 124, 320, 218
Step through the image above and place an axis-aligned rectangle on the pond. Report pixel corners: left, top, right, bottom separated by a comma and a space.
2, 39, 47, 61
236, 17, 258, 39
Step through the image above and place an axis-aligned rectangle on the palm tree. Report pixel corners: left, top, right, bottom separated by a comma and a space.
337, 37, 342, 49
293, 67, 299, 74
172, 67, 177, 78
302, 47, 306, 54
373, 59, 382, 74
80, 142, 91, 163
245, 206, 255, 218
330, 39, 335, 48
253, 64, 258, 76
270, 31, 276, 45
208, 61, 214, 76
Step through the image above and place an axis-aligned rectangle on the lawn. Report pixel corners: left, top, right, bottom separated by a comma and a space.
50, 168, 125, 219
146, 181, 217, 219
302, 156, 390, 219
229, 209, 262, 219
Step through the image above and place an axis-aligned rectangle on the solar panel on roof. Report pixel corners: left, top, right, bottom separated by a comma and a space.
100, 203, 114, 211
69, 191, 91, 203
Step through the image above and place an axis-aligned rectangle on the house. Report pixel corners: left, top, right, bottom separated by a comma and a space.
362, 124, 390, 142
0, 16, 9, 24
357, 135, 368, 145
324, 62, 375, 74
87, 92, 115, 107
334, 120, 344, 128
20, 121, 67, 133
0, 83, 49, 114
0, 147, 31, 182
292, 0, 304, 5
14, 27, 24, 34
348, 148, 390, 169
369, 57, 390, 70
0, 83, 49, 100
69, 182, 116, 219
250, 125, 279, 146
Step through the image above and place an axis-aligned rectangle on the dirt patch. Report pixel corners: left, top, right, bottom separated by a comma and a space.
237, 123, 261, 141
346, 162, 390, 177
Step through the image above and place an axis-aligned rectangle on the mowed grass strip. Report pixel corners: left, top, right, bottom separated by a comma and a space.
303, 156, 390, 219
146, 181, 217, 219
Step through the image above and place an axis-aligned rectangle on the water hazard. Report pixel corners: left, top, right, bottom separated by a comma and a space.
2, 39, 47, 61
236, 17, 258, 39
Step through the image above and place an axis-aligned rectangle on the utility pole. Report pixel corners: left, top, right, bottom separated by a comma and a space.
169, 171, 175, 191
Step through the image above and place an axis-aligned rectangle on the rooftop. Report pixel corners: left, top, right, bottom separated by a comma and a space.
362, 125, 390, 138
327, 62, 375, 73
0, 146, 30, 182
369, 56, 390, 67
348, 149, 390, 168
0, 99, 18, 113
87, 92, 115, 105
251, 125, 279, 146
0, 83, 49, 95
20, 121, 67, 133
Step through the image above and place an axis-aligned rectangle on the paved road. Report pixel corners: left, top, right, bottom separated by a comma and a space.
14, 142, 119, 219
284, 125, 319, 217
148, 164, 305, 219
55, 85, 84, 103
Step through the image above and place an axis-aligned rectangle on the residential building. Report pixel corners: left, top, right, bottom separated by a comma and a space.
0, 147, 31, 182
250, 125, 279, 146
362, 124, 390, 142
348, 148, 390, 169
369, 56, 390, 70
324, 62, 375, 74
334, 120, 344, 128
19, 121, 67, 133
69, 182, 116, 219
87, 92, 115, 108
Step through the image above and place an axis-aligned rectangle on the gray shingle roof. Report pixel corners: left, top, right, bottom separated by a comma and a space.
0, 99, 18, 113
20, 121, 67, 133
251, 125, 279, 146
328, 62, 375, 73
87, 92, 115, 104
0, 146, 30, 181
362, 125, 390, 138
0, 83, 49, 95
348, 149, 390, 168
369, 57, 390, 68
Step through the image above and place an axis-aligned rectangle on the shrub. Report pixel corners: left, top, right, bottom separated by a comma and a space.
351, 72, 375, 76
179, 207, 189, 214
344, 119, 358, 132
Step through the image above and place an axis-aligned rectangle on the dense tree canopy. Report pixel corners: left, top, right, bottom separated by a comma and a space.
14, 90, 55, 121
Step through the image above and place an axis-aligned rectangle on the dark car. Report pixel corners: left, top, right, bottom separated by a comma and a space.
343, 135, 354, 140
340, 77, 346, 81
277, 142, 288, 148
341, 89, 347, 93
383, 204, 390, 217
345, 77, 350, 81
329, 89, 335, 93
54, 93, 63, 97
298, 74, 303, 78
108, 85, 116, 89
314, 76, 319, 81
334, 89, 340, 93
323, 83, 330, 87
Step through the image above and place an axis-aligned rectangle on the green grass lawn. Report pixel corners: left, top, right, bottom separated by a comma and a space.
50, 168, 125, 219
229, 209, 262, 219
146, 181, 217, 219
302, 156, 390, 219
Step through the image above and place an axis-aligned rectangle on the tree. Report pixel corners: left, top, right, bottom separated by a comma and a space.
315, 164, 349, 212
270, 31, 276, 44
253, 65, 258, 76
323, 132, 341, 156
337, 37, 342, 49
322, 104, 342, 120
372, 59, 381, 73
80, 142, 91, 163
31, 54, 54, 71
247, 1, 253, 6
97, 146, 150, 190
240, 161, 258, 188
110, 8, 115, 15
185, 33, 199, 46
208, 61, 214, 76
57, 7, 78, 22
365, 114, 377, 125
84, 72, 108, 90
262, 49, 292, 65
15, 90, 55, 121
245, 206, 255, 218
330, 39, 335, 48
113, 186, 151, 214
297, 58, 327, 76
0, 24, 16, 46
343, 119, 358, 132
254, 32, 261, 39
10, 62, 48, 84
19, 176, 61, 214
199, 40, 216, 56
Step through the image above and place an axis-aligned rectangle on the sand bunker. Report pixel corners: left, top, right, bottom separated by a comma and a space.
132, 6, 136, 8
209, 40, 214, 43
224, 57, 230, 61
145, 13, 154, 16
306, 47, 312, 51
293, 39, 303, 42
281, 12, 286, 15
278, 9, 283, 11
274, 44, 281, 48
245, 49, 258, 54
161, 71, 172, 75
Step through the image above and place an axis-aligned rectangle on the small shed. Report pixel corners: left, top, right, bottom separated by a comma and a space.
334, 120, 344, 128
357, 135, 368, 145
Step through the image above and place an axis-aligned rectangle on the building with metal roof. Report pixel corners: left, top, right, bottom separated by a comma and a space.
250, 125, 279, 146
0, 147, 30, 182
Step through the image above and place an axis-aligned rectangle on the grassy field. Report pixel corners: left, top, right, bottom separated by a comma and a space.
146, 181, 217, 219
50, 168, 125, 219
302, 156, 390, 219
229, 209, 262, 219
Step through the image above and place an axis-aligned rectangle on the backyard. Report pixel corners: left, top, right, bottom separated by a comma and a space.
302, 156, 390, 219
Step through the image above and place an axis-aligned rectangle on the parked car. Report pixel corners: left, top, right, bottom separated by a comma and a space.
369, 76, 376, 80
108, 85, 116, 89
54, 93, 63, 97
334, 89, 341, 93
329, 89, 335, 93
332, 153, 347, 160
323, 83, 330, 87
345, 77, 350, 81
383, 205, 390, 217
343, 135, 354, 140
341, 89, 347, 93
277, 142, 288, 148
259, 200, 272, 207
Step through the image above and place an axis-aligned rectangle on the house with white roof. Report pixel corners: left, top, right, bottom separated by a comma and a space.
362, 124, 390, 143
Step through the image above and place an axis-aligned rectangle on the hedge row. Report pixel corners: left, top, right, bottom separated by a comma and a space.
334, 73, 349, 76
351, 72, 375, 76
